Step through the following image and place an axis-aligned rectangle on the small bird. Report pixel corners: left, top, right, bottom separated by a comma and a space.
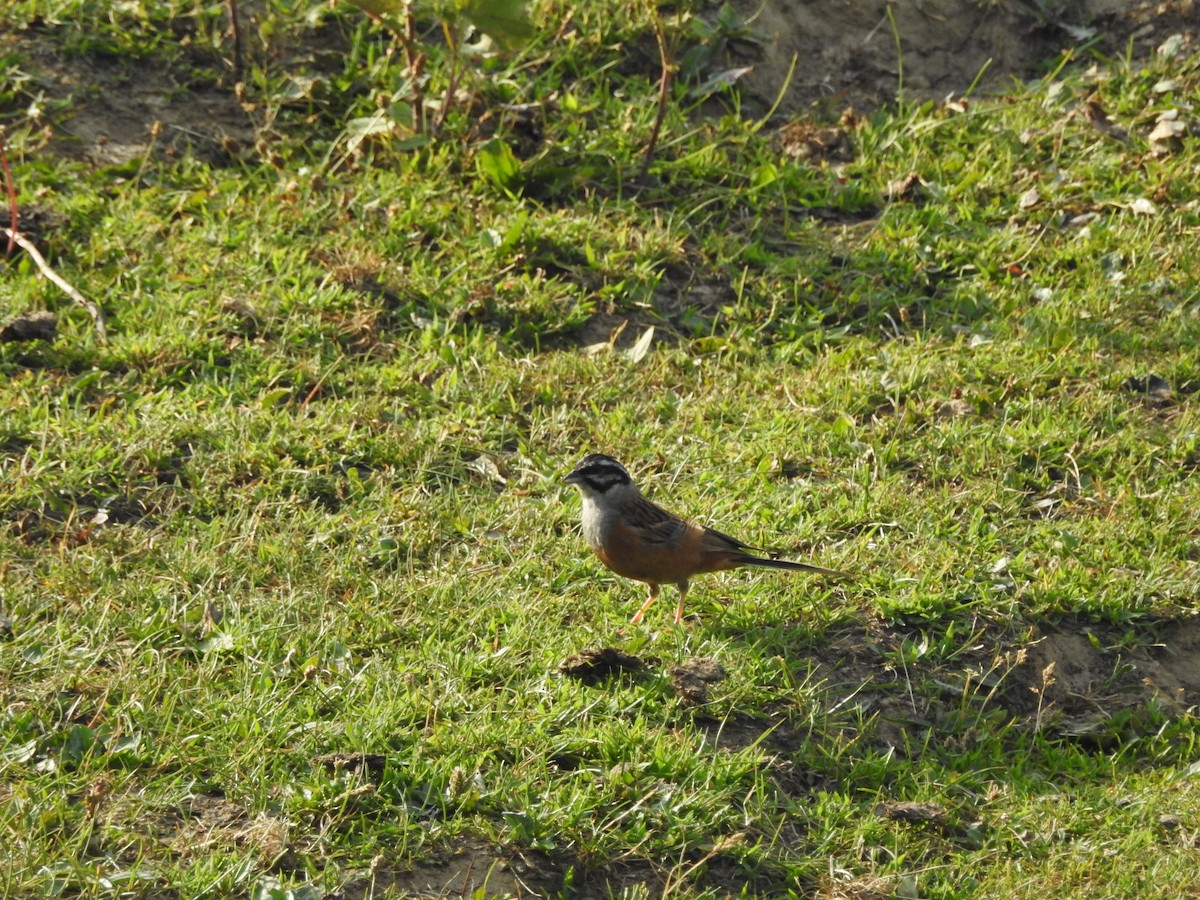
564, 453, 846, 624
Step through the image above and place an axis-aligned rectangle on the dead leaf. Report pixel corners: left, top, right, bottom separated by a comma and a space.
886, 173, 922, 201
466, 454, 507, 486
1148, 112, 1187, 155
624, 325, 655, 364
1129, 198, 1158, 217
875, 800, 946, 823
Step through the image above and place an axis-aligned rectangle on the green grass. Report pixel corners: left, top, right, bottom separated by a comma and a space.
2, 1, 1200, 897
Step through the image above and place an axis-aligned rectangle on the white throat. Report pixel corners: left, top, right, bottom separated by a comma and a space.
576, 481, 639, 551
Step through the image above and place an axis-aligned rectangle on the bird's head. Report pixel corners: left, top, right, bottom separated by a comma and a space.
564, 453, 634, 496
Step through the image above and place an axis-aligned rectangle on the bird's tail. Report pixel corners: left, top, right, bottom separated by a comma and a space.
737, 555, 849, 577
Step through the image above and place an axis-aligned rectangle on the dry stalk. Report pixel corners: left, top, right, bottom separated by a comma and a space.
2, 227, 107, 343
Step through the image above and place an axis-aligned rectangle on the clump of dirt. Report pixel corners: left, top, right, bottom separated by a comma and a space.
1123, 373, 1175, 407
313, 752, 388, 776
558, 646, 648, 683
1, 310, 58, 342
668, 656, 727, 704
875, 800, 947, 824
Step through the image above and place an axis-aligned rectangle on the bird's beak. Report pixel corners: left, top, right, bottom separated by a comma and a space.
564, 469, 583, 484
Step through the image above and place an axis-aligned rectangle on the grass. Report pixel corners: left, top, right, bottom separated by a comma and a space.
2, 1, 1200, 897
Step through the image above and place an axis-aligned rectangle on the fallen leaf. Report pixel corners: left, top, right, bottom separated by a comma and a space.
1157, 33, 1185, 60
886, 172, 922, 201
1148, 114, 1187, 155
1129, 198, 1157, 217
875, 800, 946, 823
693, 66, 754, 99
624, 325, 655, 364
466, 454, 507, 486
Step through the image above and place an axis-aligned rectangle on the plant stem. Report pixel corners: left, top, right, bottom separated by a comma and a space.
639, 6, 673, 179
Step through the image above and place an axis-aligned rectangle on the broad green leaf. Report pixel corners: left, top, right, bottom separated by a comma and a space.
461, 0, 534, 50
750, 162, 779, 189
475, 137, 521, 196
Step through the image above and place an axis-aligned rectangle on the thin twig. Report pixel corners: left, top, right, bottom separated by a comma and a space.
1, 131, 16, 256
639, 5, 673, 179
431, 19, 461, 137
226, 0, 243, 77
401, 1, 427, 134
2, 227, 107, 343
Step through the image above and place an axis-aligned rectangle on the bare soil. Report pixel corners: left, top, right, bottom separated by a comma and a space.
732, 0, 1199, 113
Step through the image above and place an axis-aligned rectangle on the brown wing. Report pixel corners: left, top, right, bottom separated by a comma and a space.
626, 495, 692, 547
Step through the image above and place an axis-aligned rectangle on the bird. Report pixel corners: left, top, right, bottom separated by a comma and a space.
564, 453, 847, 624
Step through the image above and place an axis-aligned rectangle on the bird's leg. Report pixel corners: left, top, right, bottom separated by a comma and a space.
673, 579, 690, 625
631, 583, 659, 624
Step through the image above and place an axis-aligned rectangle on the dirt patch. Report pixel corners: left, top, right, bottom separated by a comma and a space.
559, 649, 737, 705
1011, 617, 1200, 744
333, 839, 562, 900
120, 791, 292, 869
338, 835, 786, 900
726, 0, 1198, 113
1, 310, 58, 342
4, 31, 255, 166
803, 613, 1200, 750
559, 616, 1200, 749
